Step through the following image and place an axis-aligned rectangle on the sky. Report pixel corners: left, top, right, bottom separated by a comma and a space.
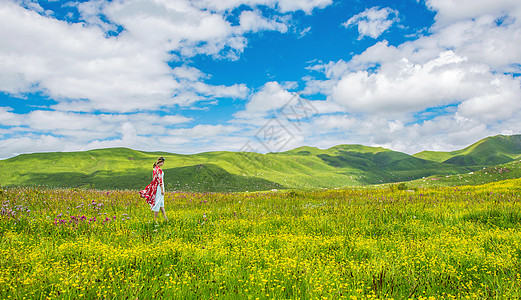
1, 0, 521, 159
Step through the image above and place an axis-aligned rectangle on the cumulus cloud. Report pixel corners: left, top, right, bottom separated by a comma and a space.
259, 0, 521, 154
0, 0, 307, 115
329, 50, 511, 115
456, 76, 521, 122
0, 109, 196, 157
104, 0, 239, 55
193, 0, 332, 14
238, 10, 288, 33
294, 112, 499, 155
434, 16, 521, 73
342, 7, 399, 39
0, 107, 23, 126
312, 114, 356, 131
0, 134, 68, 158
426, 0, 521, 25
0, 0, 335, 158
300, 0, 521, 154
2, 0, 521, 159
276, 0, 332, 14
75, 0, 118, 32
235, 81, 295, 119
0, 1, 179, 112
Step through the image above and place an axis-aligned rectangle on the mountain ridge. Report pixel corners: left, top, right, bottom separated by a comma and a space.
413, 134, 521, 165
1, 134, 520, 191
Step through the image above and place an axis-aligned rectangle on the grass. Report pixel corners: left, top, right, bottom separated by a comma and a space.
405, 159, 521, 188
0, 144, 470, 191
1, 179, 521, 299
0, 134, 520, 192
414, 134, 521, 166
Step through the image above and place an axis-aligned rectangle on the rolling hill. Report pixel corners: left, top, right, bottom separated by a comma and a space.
0, 134, 520, 191
406, 159, 521, 188
414, 134, 521, 167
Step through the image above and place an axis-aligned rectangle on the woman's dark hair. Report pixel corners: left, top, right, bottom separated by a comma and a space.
153, 157, 165, 168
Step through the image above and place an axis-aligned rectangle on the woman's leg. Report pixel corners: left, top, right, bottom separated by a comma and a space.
154, 211, 159, 223
160, 207, 168, 221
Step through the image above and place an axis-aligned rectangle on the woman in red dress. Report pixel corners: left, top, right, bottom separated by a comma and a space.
140, 157, 169, 223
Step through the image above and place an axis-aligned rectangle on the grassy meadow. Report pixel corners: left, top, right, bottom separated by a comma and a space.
408, 160, 521, 188
2, 179, 521, 299
1, 135, 520, 192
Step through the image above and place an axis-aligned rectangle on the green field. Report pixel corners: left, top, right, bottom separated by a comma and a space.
414, 135, 521, 166
1, 179, 521, 299
1, 134, 521, 192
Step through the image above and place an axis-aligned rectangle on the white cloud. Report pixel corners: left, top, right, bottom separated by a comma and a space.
434, 16, 521, 73
191, 82, 249, 99
0, 109, 193, 143
26, 110, 104, 132
388, 120, 404, 133
0, 109, 235, 158
426, 0, 521, 25
172, 66, 208, 81
2, 0, 521, 160
276, 0, 332, 14
0, 1, 181, 112
313, 114, 356, 131
238, 10, 288, 33
105, 0, 236, 52
0, 0, 338, 158
456, 76, 521, 122
15, 0, 45, 14
342, 7, 399, 39
0, 107, 24, 126
171, 124, 240, 139
235, 0, 521, 155
75, 0, 118, 32
0, 0, 300, 115
0, 134, 67, 158
299, 113, 500, 155
192, 0, 332, 14
161, 115, 194, 125
330, 51, 503, 114
234, 81, 295, 119
303, 0, 521, 154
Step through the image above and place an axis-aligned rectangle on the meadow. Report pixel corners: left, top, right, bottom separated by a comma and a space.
2, 135, 521, 192
1, 179, 521, 299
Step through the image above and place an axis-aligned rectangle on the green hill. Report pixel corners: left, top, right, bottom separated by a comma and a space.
404, 159, 521, 188
1, 134, 520, 191
414, 135, 521, 167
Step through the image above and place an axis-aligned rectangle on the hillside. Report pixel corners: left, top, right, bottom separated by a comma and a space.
413, 134, 521, 167
405, 159, 521, 188
0, 134, 520, 191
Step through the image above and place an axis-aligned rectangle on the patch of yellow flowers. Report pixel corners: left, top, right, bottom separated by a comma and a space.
1, 179, 520, 299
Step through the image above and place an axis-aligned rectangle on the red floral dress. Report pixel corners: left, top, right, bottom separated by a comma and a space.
139, 166, 163, 207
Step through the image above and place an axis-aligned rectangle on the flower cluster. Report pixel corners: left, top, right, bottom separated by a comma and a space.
1, 181, 521, 299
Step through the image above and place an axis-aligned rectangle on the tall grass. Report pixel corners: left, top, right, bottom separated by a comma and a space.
1, 179, 521, 299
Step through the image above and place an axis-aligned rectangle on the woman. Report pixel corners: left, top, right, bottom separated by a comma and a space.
139, 157, 169, 223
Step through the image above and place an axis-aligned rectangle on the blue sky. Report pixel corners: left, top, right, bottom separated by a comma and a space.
1, 0, 520, 159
